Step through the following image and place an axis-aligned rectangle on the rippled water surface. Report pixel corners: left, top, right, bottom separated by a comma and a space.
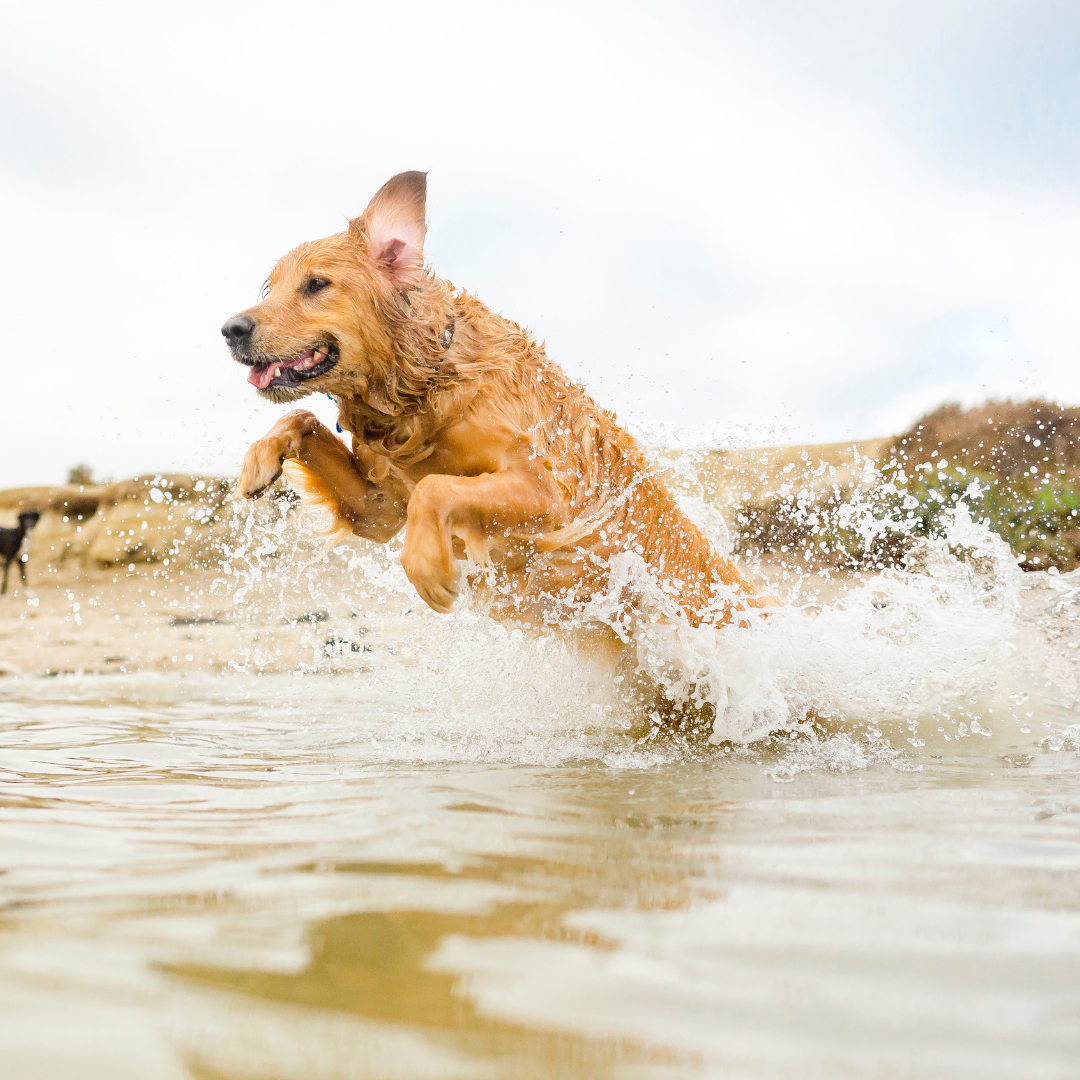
3, 507, 1080, 1076
2, 664, 1079, 1079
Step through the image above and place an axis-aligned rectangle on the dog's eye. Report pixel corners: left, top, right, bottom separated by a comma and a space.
305, 277, 331, 295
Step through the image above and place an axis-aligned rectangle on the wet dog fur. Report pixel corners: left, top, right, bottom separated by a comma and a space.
225, 172, 771, 629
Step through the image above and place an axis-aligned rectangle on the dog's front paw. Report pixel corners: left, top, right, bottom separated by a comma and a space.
400, 543, 460, 614
237, 411, 318, 499
238, 437, 291, 499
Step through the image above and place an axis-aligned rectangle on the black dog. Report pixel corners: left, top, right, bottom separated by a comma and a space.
1, 511, 41, 595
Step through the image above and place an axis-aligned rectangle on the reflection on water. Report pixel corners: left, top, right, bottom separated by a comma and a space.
1, 672, 1079, 1078
178, 890, 679, 1078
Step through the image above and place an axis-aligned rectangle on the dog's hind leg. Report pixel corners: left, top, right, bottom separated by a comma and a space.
1, 559, 9, 596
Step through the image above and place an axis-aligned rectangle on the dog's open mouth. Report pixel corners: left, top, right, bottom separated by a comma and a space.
247, 343, 339, 390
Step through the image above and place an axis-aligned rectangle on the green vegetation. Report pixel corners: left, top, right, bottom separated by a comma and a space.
736, 466, 1080, 572
735, 400, 1080, 573
893, 464, 1080, 570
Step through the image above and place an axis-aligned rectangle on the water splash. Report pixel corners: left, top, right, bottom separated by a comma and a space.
213, 482, 1080, 771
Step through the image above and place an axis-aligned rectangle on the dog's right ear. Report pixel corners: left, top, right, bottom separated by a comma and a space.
349, 171, 428, 284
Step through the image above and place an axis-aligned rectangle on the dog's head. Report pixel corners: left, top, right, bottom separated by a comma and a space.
221, 171, 429, 404
18, 511, 40, 530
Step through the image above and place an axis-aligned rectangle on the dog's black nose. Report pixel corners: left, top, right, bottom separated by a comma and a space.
221, 314, 256, 344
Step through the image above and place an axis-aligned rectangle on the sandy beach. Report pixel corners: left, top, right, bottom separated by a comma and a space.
0, 441, 891, 679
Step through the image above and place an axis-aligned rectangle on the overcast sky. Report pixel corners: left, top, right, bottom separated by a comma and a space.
2, 0, 1078, 486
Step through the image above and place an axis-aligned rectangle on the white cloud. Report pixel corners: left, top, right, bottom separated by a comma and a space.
1, 0, 1078, 485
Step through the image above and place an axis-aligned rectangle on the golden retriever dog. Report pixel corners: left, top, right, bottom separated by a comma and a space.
224, 172, 771, 630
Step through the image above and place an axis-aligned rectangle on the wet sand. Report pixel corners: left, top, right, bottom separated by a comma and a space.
0, 560, 373, 677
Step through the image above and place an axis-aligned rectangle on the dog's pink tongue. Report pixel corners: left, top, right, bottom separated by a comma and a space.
248, 363, 282, 389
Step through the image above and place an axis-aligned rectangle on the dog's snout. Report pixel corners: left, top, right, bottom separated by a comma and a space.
221, 314, 256, 344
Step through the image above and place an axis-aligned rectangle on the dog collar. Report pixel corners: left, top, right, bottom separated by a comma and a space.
326, 393, 343, 433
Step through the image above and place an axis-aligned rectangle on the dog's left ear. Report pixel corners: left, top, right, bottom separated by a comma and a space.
350, 171, 427, 284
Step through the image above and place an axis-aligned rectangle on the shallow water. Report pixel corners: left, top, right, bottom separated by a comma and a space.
3, 506, 1080, 1077
1, 663, 1078, 1079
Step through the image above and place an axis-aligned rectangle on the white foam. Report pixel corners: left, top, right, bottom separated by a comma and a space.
210, 491, 1080, 768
